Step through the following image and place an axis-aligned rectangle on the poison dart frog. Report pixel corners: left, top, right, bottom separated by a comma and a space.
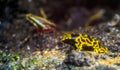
62, 33, 108, 54
25, 13, 56, 33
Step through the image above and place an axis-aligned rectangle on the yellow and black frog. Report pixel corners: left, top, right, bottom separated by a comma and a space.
62, 33, 108, 54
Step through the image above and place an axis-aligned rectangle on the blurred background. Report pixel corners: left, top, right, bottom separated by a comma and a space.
1, 0, 120, 29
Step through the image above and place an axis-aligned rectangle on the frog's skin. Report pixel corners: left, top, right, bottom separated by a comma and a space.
62, 33, 108, 54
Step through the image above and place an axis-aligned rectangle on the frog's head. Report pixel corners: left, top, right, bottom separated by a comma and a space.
61, 33, 78, 46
